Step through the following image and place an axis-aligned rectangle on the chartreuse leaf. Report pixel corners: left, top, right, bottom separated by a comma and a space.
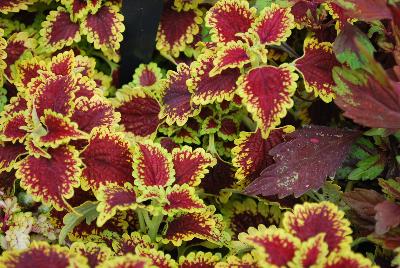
348, 155, 385, 181
59, 201, 99, 245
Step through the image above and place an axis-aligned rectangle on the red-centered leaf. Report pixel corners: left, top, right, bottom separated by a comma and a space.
290, 0, 321, 28
61, 0, 102, 21
178, 252, 220, 268
294, 37, 340, 103
323, 3, 355, 31
49, 50, 76, 76
200, 159, 235, 195
239, 225, 300, 267
14, 56, 46, 88
71, 96, 119, 133
325, 251, 377, 268
1, 94, 27, 117
132, 63, 162, 87
112, 232, 154, 256
0, 142, 25, 173
291, 234, 328, 268
80, 128, 133, 191
96, 183, 138, 227
0, 29, 6, 86
0, 0, 39, 14
25, 140, 50, 159
1, 111, 28, 143
283, 201, 353, 252
232, 126, 294, 187
132, 141, 174, 188
74, 75, 98, 99
160, 63, 199, 126
4, 31, 36, 78
156, 4, 202, 57
333, 67, 400, 130
81, 4, 124, 62
16, 145, 81, 210
374, 200, 400, 235
40, 7, 81, 51
245, 126, 360, 198
199, 116, 220, 136
333, 0, 392, 21
33, 74, 76, 118
172, 146, 216, 187
379, 178, 400, 200
210, 41, 251, 77
162, 207, 224, 246
188, 52, 241, 105
205, 0, 256, 43
114, 86, 161, 138
248, 4, 294, 46
0, 241, 86, 268
159, 137, 179, 153
37, 110, 83, 148
237, 64, 298, 139
136, 247, 177, 268
99, 255, 152, 268
163, 184, 206, 215
218, 116, 239, 141
70, 242, 112, 268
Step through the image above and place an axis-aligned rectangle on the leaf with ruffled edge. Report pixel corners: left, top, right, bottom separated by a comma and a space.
162, 184, 205, 216
112, 232, 154, 256
132, 141, 174, 188
290, 233, 329, 268
72, 96, 120, 134
16, 145, 81, 211
1, 111, 29, 143
323, 3, 356, 32
216, 253, 259, 268
35, 110, 84, 148
70, 241, 112, 268
188, 51, 241, 105
294, 36, 340, 103
239, 225, 300, 267
80, 4, 124, 62
114, 86, 161, 138
205, 0, 256, 43
237, 64, 298, 139
179, 252, 221, 268
0, 142, 26, 173
172, 145, 216, 187
247, 4, 294, 46
48, 49, 76, 77
160, 63, 200, 126
0, 29, 6, 86
210, 41, 252, 77
174, 0, 202, 12
40, 7, 81, 51
217, 116, 239, 141
80, 128, 133, 191
0, 241, 88, 268
162, 206, 225, 246
97, 254, 152, 268
156, 3, 202, 57
282, 201, 352, 253
325, 251, 379, 268
60, 0, 102, 21
232, 126, 294, 187
136, 246, 177, 268
95, 182, 138, 227
0, 0, 39, 14
132, 62, 163, 88
13, 56, 46, 88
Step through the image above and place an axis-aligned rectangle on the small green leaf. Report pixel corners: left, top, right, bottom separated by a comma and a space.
348, 155, 384, 180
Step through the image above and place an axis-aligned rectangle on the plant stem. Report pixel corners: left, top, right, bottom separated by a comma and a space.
137, 209, 146, 233
241, 114, 257, 132
148, 214, 163, 242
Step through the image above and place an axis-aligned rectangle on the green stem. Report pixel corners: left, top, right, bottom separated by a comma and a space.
241, 114, 257, 132
207, 134, 218, 156
137, 209, 146, 233
148, 214, 163, 242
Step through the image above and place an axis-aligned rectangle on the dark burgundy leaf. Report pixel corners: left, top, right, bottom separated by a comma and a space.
374, 200, 400, 235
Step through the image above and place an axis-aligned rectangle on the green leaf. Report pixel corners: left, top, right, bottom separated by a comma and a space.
348, 155, 384, 180
59, 201, 99, 245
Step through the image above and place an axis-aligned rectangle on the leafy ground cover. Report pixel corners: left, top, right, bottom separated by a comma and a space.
0, 0, 400, 267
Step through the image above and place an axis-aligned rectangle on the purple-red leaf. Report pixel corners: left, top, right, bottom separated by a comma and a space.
374, 200, 400, 235
245, 126, 360, 198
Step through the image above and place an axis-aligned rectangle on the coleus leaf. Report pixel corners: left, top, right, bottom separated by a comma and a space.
178, 252, 221, 268
283, 201, 353, 252
16, 145, 81, 211
333, 0, 392, 21
99, 255, 152, 268
80, 128, 133, 191
291, 233, 328, 268
0, 29, 6, 86
114, 86, 161, 138
136, 246, 177, 268
172, 145, 216, 187
290, 0, 321, 29
237, 64, 298, 138
40, 7, 81, 51
239, 225, 300, 267
325, 251, 377, 268
112, 232, 154, 256
188, 51, 241, 105
80, 4, 124, 62
70, 241, 112, 268
294, 36, 340, 103
0, 142, 26, 173
374, 200, 400, 235
60, 0, 102, 21
205, 0, 256, 43
232, 126, 294, 187
0, 0, 39, 14
245, 126, 360, 198
132, 141, 174, 188
132, 62, 163, 88
217, 116, 239, 141
96, 182, 138, 227
162, 184, 206, 215
156, 3, 203, 57
160, 63, 200, 126
13, 56, 46, 88
0, 241, 86, 268
323, 3, 355, 32
0, 111, 29, 143
248, 3, 295, 46
379, 178, 400, 201
333, 66, 400, 130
